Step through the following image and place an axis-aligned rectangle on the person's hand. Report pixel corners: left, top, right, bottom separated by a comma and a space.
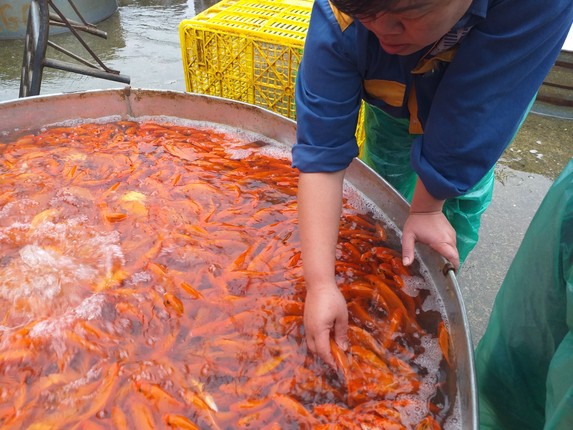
303, 284, 349, 368
401, 211, 460, 270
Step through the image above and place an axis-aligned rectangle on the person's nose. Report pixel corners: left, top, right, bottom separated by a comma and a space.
375, 15, 404, 36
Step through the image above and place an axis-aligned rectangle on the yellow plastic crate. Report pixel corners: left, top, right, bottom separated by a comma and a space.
179, 0, 365, 146
179, 0, 311, 119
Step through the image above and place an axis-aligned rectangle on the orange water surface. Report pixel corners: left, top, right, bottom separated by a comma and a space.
0, 121, 451, 429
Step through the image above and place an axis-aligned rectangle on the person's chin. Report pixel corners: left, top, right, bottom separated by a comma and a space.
380, 43, 418, 55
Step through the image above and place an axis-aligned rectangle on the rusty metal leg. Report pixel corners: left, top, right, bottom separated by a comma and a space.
19, 0, 130, 98
19, 0, 49, 97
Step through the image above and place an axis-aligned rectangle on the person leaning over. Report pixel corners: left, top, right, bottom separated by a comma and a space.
292, 0, 573, 365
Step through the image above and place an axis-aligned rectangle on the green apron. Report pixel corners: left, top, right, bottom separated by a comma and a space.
359, 103, 494, 264
475, 158, 573, 430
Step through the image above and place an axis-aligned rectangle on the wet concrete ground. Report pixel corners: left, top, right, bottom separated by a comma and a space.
460, 107, 572, 345
0, 0, 571, 346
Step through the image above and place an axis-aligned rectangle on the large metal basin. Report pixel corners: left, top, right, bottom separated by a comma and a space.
0, 88, 477, 429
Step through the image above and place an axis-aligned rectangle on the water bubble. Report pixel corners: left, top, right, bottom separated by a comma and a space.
0, 214, 124, 327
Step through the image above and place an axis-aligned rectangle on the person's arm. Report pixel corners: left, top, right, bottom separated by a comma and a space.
297, 170, 349, 367
402, 178, 459, 269
292, 0, 361, 365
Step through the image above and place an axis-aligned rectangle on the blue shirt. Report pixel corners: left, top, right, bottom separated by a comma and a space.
293, 0, 573, 199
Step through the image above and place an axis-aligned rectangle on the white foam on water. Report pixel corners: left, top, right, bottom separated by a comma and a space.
0, 222, 28, 242
73, 294, 105, 321
24, 294, 106, 358
27, 295, 105, 338
444, 399, 463, 430
414, 334, 443, 377
397, 334, 445, 428
395, 394, 430, 428
130, 270, 152, 285
255, 143, 292, 162
0, 244, 97, 305
27, 311, 76, 358
49, 188, 93, 208
40, 363, 106, 408
0, 212, 124, 326
0, 199, 39, 220
421, 285, 445, 315
401, 275, 425, 298
29, 218, 124, 277
226, 148, 257, 160
64, 364, 103, 393
28, 314, 74, 340
39, 115, 123, 131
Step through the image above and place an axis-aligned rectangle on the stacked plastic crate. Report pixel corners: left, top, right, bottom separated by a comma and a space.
179, 0, 365, 142
179, 0, 312, 120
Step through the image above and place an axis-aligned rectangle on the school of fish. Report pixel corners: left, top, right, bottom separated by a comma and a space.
0, 120, 452, 429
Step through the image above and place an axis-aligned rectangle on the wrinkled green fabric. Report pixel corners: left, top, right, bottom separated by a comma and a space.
359, 103, 494, 264
360, 104, 418, 201
475, 158, 573, 430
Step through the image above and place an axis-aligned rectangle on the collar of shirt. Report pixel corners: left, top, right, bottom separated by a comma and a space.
456, 0, 489, 29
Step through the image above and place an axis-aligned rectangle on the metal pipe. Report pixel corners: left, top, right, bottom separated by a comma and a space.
48, 12, 107, 38
47, 0, 111, 72
47, 40, 106, 70
65, 0, 92, 27
43, 58, 130, 84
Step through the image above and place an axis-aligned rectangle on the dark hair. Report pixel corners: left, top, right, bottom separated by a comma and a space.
329, 0, 401, 18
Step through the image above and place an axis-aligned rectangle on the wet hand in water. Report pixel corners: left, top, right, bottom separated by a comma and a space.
401, 211, 460, 270
303, 285, 349, 367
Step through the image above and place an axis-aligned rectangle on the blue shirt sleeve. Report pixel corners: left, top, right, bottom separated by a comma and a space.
292, 0, 362, 173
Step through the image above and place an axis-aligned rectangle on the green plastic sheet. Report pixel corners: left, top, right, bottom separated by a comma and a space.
476, 158, 573, 430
